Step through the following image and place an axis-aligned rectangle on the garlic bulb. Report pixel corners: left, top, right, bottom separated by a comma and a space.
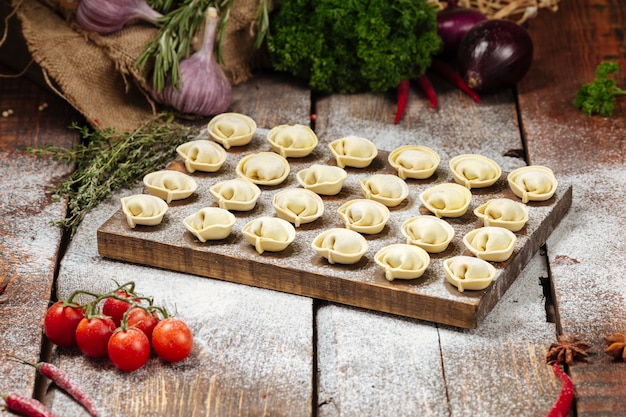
152, 7, 232, 116
76, 0, 162, 35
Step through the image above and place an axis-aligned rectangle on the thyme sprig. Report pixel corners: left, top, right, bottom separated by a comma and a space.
28, 114, 199, 237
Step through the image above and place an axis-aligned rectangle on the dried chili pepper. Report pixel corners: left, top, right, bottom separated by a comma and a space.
416, 74, 438, 109
2, 392, 56, 417
546, 362, 575, 417
430, 58, 481, 103
393, 79, 411, 124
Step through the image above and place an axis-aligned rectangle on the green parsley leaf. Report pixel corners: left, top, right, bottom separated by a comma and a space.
573, 61, 626, 117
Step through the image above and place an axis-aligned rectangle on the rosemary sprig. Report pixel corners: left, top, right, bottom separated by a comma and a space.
27, 114, 199, 237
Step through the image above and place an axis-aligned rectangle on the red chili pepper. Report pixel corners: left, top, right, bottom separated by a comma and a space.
393, 79, 410, 124
2, 392, 56, 417
416, 74, 438, 109
430, 58, 481, 104
546, 362, 575, 417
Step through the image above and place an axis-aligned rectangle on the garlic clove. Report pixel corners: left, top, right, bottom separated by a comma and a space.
76, 0, 163, 35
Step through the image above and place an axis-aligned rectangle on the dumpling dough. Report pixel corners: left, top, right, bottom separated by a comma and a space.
374, 244, 430, 281
463, 226, 517, 262
401, 215, 454, 253
242, 216, 296, 254
236, 152, 290, 185
296, 164, 348, 195
143, 170, 197, 203
121, 194, 168, 228
273, 188, 324, 227
388, 145, 440, 179
209, 178, 261, 211
207, 112, 256, 149
474, 198, 529, 231
449, 154, 502, 189
328, 136, 378, 168
359, 174, 409, 207
311, 228, 368, 265
176, 139, 227, 173
337, 199, 390, 234
267, 124, 318, 158
507, 165, 558, 203
419, 183, 472, 218
183, 207, 236, 242
444, 256, 497, 292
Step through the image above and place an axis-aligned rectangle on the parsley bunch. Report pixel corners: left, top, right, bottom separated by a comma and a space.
573, 61, 626, 117
266, 0, 441, 94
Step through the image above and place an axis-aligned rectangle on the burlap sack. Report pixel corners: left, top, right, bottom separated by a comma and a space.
13, 0, 265, 131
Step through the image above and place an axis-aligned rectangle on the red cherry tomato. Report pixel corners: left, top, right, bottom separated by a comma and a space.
43, 301, 85, 347
151, 318, 193, 362
107, 328, 150, 372
75, 316, 116, 358
126, 307, 160, 340
102, 289, 137, 326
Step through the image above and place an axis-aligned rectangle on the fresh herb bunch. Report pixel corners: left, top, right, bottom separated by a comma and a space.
27, 115, 198, 237
266, 0, 442, 93
574, 61, 626, 117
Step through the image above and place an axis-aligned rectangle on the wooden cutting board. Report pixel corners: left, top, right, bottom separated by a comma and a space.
97, 131, 572, 328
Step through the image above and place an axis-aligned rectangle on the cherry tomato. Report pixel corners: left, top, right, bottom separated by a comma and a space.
43, 301, 85, 347
126, 307, 160, 340
102, 289, 137, 326
151, 318, 193, 362
108, 328, 150, 372
75, 316, 116, 358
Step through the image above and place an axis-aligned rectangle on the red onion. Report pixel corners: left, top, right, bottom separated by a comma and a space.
76, 0, 162, 35
152, 7, 232, 116
437, 6, 486, 57
457, 19, 534, 92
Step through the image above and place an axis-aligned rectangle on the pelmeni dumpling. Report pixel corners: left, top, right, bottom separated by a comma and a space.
143, 170, 197, 203
176, 139, 227, 173
273, 188, 324, 227
183, 207, 236, 242
463, 226, 517, 262
337, 199, 390, 234
311, 228, 368, 265
236, 152, 290, 186
419, 183, 472, 218
507, 165, 558, 203
388, 145, 440, 180
443, 256, 497, 292
242, 216, 296, 254
374, 244, 430, 281
449, 154, 502, 189
296, 164, 348, 195
207, 112, 256, 149
474, 198, 529, 232
267, 124, 318, 158
328, 136, 378, 168
121, 194, 168, 228
209, 178, 261, 211
359, 174, 409, 207
401, 215, 455, 253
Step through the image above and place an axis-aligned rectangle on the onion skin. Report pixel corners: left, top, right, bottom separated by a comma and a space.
437, 7, 486, 57
457, 19, 534, 92
76, 0, 162, 35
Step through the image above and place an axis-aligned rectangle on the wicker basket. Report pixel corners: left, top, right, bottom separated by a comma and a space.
435, 0, 560, 23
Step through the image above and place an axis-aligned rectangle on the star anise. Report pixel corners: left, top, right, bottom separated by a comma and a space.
546, 334, 591, 365
605, 333, 626, 361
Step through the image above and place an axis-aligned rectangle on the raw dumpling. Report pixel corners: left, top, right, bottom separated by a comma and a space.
401, 215, 455, 253
419, 183, 472, 218
507, 165, 558, 203
328, 136, 378, 168
236, 152, 290, 185
183, 207, 236, 242
388, 145, 440, 179
273, 188, 324, 227
267, 124, 318, 158
176, 139, 227, 173
121, 194, 168, 228
449, 154, 502, 189
143, 170, 197, 203
337, 199, 390, 234
463, 226, 517, 262
296, 164, 348, 195
443, 256, 497, 292
311, 228, 368, 265
359, 174, 409, 207
209, 178, 261, 211
474, 198, 529, 231
242, 216, 296, 254
374, 244, 430, 281
207, 112, 256, 149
